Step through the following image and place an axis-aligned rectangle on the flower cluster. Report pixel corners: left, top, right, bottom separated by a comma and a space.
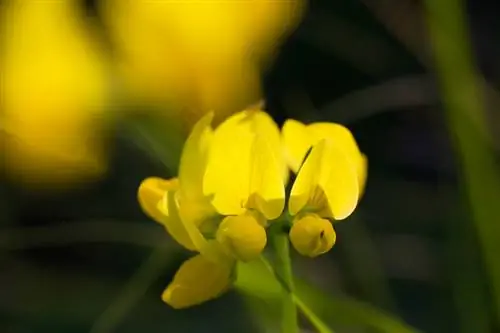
138, 109, 367, 308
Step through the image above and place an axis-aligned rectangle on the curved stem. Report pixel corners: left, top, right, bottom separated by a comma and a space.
259, 255, 334, 333
293, 294, 334, 333
272, 232, 299, 333
425, 0, 500, 328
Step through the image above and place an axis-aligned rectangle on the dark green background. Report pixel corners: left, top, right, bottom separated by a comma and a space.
2, 0, 500, 332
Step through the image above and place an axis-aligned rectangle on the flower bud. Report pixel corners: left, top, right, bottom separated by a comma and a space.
289, 214, 336, 257
216, 214, 267, 262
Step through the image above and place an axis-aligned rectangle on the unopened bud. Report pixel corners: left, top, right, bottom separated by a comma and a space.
289, 214, 336, 257
216, 214, 267, 262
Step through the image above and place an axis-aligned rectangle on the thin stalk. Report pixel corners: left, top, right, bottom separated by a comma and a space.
425, 0, 500, 328
272, 232, 299, 333
293, 294, 334, 333
259, 256, 335, 333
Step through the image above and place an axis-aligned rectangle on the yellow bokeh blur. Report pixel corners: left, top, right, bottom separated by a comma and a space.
0, 0, 110, 188
100, 0, 305, 124
0, 0, 305, 189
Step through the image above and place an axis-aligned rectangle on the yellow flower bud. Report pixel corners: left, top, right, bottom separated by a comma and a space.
289, 214, 336, 257
216, 214, 267, 262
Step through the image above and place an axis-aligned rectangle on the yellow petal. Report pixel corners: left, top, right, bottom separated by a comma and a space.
282, 119, 367, 196
307, 123, 366, 195
252, 111, 289, 185
177, 112, 216, 223
216, 214, 267, 262
137, 177, 179, 223
289, 139, 359, 220
169, 192, 228, 264
162, 254, 234, 309
137, 178, 226, 261
282, 119, 312, 173
203, 111, 255, 216
137, 177, 195, 251
289, 214, 336, 257
247, 133, 286, 220
205, 110, 286, 216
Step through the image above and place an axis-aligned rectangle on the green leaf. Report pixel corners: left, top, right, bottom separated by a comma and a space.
235, 259, 420, 333
424, 0, 500, 329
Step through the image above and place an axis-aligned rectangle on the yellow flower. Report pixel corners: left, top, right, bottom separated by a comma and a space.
138, 110, 286, 308
0, 0, 110, 187
100, 0, 305, 122
283, 120, 366, 257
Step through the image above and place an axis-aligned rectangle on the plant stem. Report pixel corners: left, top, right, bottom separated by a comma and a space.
424, 0, 500, 328
292, 294, 334, 333
273, 232, 299, 333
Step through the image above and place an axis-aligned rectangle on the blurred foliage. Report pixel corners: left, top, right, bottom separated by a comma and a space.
2, 0, 500, 332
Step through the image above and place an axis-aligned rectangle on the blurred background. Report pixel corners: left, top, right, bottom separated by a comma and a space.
1, 0, 500, 332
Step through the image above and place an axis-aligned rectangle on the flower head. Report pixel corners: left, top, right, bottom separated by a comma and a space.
139, 111, 367, 305
138, 110, 286, 308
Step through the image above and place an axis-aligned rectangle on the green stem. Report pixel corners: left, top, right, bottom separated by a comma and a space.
272, 232, 299, 333
292, 294, 334, 333
259, 256, 335, 333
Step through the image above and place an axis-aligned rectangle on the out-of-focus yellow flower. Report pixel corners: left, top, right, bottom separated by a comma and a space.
283, 120, 366, 257
0, 0, 110, 187
138, 110, 285, 308
100, 0, 305, 123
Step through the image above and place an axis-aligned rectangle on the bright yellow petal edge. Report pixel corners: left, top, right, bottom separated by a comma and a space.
247, 131, 286, 220
178, 112, 214, 206
203, 111, 254, 216
204, 109, 286, 217
289, 139, 359, 220
282, 119, 311, 173
282, 119, 368, 197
